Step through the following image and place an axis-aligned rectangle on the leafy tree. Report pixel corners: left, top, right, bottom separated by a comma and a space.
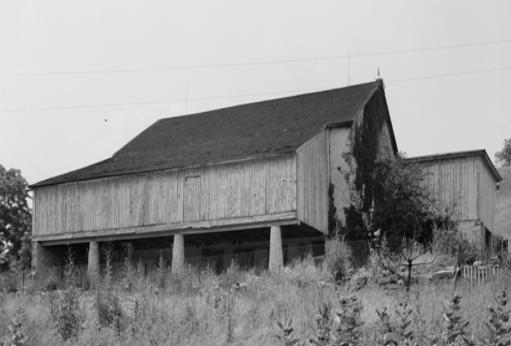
341, 154, 448, 261
495, 138, 511, 167
0, 165, 31, 271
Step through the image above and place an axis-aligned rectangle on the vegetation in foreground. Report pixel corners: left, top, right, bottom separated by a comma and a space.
1, 256, 511, 346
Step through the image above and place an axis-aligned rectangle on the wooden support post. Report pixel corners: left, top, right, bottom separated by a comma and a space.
269, 225, 283, 272
87, 241, 100, 287
172, 234, 185, 275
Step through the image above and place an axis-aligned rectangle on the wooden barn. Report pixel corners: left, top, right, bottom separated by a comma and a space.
406, 150, 505, 253
30, 80, 397, 282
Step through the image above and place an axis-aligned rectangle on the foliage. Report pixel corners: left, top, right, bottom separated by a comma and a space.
439, 295, 473, 346
333, 296, 363, 346
102, 243, 114, 287
310, 302, 333, 346
433, 227, 479, 266
0, 165, 31, 271
371, 156, 443, 249
309, 296, 363, 346
156, 251, 167, 290
121, 242, 135, 291
395, 301, 417, 346
95, 289, 123, 333
340, 154, 445, 267
276, 318, 302, 346
5, 307, 29, 346
370, 236, 434, 291
482, 290, 511, 346
49, 288, 84, 341
495, 139, 511, 167
376, 307, 398, 346
1, 256, 511, 345
324, 237, 352, 283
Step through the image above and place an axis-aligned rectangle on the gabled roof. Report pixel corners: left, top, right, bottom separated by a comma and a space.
31, 80, 386, 188
406, 149, 503, 182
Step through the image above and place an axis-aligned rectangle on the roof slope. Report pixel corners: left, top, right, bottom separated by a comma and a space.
32, 80, 382, 188
406, 149, 503, 182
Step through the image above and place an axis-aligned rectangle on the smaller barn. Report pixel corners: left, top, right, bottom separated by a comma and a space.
407, 150, 505, 253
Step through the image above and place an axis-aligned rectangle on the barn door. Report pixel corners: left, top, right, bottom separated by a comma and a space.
183, 175, 201, 221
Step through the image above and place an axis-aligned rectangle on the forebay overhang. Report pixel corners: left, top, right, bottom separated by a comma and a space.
33, 211, 299, 246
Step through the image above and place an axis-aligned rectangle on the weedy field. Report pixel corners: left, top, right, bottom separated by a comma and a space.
1, 256, 510, 346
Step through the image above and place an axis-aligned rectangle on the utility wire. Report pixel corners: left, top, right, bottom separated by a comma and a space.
1, 65, 510, 112
0, 87, 331, 112
387, 65, 511, 83
0, 38, 510, 77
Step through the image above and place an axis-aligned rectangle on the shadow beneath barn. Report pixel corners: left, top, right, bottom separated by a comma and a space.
47, 224, 324, 278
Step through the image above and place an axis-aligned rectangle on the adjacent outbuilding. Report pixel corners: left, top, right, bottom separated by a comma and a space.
406, 150, 505, 254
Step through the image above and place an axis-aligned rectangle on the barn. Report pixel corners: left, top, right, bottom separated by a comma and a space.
30, 79, 397, 283
406, 150, 505, 253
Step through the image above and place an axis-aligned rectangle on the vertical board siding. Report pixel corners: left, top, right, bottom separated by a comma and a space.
478, 161, 496, 231
296, 132, 329, 234
183, 175, 202, 221
34, 156, 296, 236
417, 157, 480, 221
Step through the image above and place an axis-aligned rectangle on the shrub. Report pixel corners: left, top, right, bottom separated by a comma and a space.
0, 270, 18, 293
276, 318, 302, 346
5, 307, 29, 346
310, 302, 332, 346
333, 295, 363, 346
376, 307, 398, 346
395, 301, 416, 346
49, 288, 84, 341
441, 295, 473, 346
156, 252, 167, 290
433, 227, 479, 266
102, 244, 114, 288
482, 290, 511, 346
121, 243, 135, 292
95, 289, 123, 334
325, 238, 352, 283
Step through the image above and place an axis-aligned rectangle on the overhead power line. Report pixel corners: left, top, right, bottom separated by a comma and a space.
0, 86, 331, 112
0, 38, 510, 77
387, 66, 511, 83
1, 65, 510, 113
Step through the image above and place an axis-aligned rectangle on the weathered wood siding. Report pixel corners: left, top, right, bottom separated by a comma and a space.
297, 132, 329, 234
478, 160, 497, 231
416, 157, 480, 222
33, 156, 297, 237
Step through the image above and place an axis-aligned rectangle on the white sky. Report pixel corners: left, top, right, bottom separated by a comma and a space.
1, 0, 510, 185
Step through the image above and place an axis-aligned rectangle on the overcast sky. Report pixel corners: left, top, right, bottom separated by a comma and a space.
1, 0, 510, 185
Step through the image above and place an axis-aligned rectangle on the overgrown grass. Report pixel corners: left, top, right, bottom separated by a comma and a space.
0, 257, 510, 345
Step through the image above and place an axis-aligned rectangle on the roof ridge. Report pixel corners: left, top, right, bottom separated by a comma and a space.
156, 80, 381, 123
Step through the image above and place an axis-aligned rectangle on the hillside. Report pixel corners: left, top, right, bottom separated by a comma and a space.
496, 167, 511, 238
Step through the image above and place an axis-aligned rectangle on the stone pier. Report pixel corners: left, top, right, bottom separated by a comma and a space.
171, 234, 185, 275
269, 225, 283, 271
87, 241, 100, 287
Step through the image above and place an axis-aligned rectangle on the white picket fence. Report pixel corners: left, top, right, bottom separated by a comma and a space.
461, 264, 503, 286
